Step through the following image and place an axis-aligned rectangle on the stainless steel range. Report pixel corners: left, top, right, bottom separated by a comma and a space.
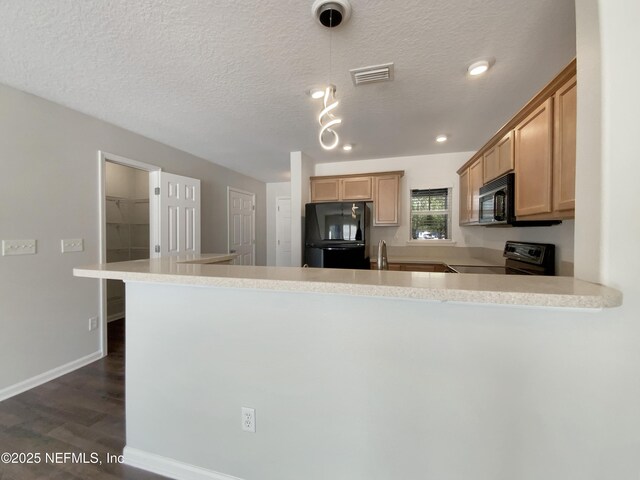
449, 241, 555, 276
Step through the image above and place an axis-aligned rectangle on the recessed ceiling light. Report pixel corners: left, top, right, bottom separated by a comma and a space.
468, 60, 490, 76
308, 87, 325, 99
435, 135, 448, 143
342, 144, 353, 151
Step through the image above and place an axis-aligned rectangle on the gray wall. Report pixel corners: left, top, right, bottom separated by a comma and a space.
0, 83, 266, 393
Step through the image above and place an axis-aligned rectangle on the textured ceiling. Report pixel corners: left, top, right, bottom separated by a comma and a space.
0, 0, 576, 182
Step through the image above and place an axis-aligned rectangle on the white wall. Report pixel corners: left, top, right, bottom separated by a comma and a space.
289, 151, 315, 266
266, 182, 291, 266
0, 83, 266, 396
574, 0, 603, 283
596, 0, 640, 290
316, 153, 576, 266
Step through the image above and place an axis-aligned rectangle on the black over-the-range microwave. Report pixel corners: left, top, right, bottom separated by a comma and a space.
478, 173, 561, 227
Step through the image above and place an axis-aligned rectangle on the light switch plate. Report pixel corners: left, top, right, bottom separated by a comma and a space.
2, 239, 37, 256
61, 238, 84, 253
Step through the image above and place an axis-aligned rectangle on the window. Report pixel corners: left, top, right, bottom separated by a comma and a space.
410, 188, 451, 240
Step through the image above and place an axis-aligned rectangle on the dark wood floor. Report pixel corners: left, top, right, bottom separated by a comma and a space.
0, 320, 166, 480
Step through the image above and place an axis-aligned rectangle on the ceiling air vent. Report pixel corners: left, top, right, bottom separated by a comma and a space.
350, 63, 394, 86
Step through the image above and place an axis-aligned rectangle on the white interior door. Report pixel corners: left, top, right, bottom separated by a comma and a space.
228, 188, 255, 265
276, 197, 292, 266
152, 171, 201, 256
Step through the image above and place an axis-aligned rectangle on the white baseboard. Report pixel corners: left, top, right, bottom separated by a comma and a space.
0, 350, 104, 402
123, 447, 245, 480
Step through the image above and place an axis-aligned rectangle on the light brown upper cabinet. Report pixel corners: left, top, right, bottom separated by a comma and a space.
484, 131, 515, 183
553, 75, 577, 215
458, 157, 483, 225
310, 177, 340, 202
459, 168, 470, 224
310, 171, 404, 226
483, 145, 499, 183
469, 158, 484, 223
515, 78, 576, 220
456, 59, 576, 223
373, 174, 400, 226
341, 176, 373, 201
514, 98, 554, 217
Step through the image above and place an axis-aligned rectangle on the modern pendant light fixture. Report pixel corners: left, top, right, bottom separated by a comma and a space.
318, 84, 341, 150
311, 0, 351, 150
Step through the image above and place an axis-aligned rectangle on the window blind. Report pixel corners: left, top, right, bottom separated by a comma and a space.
410, 188, 451, 240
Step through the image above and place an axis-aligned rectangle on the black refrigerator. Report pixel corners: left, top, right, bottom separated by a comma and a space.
304, 202, 369, 269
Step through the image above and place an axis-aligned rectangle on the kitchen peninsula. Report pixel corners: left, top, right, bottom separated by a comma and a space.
73, 259, 621, 480
76, 257, 619, 309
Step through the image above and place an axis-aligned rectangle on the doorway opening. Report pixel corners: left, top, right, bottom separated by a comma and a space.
98, 151, 160, 356
105, 162, 150, 323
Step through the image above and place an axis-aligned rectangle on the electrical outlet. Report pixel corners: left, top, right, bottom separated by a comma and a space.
242, 407, 255, 433
61, 238, 84, 253
89, 316, 98, 331
2, 239, 37, 256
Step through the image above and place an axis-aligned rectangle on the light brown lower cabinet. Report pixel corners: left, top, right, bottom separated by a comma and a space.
370, 261, 451, 272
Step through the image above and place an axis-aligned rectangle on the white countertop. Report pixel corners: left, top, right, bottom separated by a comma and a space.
74, 255, 622, 309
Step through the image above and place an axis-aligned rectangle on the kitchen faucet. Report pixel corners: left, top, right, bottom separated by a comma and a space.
376, 240, 388, 270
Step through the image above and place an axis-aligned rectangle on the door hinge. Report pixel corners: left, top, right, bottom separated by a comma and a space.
154, 187, 160, 195
154, 245, 160, 253
252, 205, 255, 211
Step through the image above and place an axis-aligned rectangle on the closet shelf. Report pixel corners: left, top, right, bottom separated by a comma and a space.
106, 192, 150, 263
106, 196, 149, 203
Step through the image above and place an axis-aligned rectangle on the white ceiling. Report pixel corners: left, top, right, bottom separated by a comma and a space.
0, 0, 576, 182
